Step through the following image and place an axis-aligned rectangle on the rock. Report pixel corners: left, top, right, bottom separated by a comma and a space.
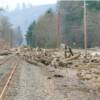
77, 70, 93, 80
91, 68, 100, 75
53, 74, 64, 78
96, 77, 100, 82
91, 59, 100, 63
95, 82, 100, 89
51, 57, 59, 67
84, 74, 92, 80
82, 59, 89, 63
47, 77, 52, 79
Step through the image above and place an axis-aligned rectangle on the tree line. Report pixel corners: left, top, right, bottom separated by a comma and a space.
26, 9, 57, 48
0, 15, 23, 47
57, 1, 100, 48
26, 1, 100, 48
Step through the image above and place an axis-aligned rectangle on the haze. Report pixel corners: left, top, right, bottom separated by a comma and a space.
0, 0, 57, 10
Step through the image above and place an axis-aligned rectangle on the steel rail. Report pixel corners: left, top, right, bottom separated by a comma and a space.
0, 60, 18, 100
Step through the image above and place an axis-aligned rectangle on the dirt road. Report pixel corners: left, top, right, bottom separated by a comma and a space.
2, 53, 100, 100
5, 59, 65, 100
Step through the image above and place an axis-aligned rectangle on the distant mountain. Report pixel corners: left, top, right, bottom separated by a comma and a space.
1, 4, 56, 35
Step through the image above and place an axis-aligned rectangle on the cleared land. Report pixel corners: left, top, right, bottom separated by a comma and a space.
0, 47, 100, 100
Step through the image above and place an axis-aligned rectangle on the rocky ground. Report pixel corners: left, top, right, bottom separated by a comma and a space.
0, 46, 100, 100
5, 60, 65, 100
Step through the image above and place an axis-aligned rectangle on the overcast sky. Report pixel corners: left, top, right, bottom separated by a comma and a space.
0, 0, 57, 10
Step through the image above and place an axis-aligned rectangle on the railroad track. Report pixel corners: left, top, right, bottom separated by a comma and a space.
0, 55, 15, 66
0, 56, 19, 100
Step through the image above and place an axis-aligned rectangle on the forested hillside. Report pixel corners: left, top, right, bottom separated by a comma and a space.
26, 1, 100, 48
26, 9, 57, 48
58, 1, 100, 48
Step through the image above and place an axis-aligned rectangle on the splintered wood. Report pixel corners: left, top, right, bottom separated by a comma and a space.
16, 46, 81, 68
4, 46, 100, 100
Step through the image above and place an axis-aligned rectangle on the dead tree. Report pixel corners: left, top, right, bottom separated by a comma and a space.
64, 45, 67, 58
64, 45, 73, 58
68, 46, 73, 56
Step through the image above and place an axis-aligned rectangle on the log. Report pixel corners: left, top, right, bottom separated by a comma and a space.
59, 61, 73, 67
65, 53, 80, 61
25, 58, 45, 67
0, 51, 11, 55
38, 56, 53, 65
58, 53, 81, 67
69, 47, 73, 56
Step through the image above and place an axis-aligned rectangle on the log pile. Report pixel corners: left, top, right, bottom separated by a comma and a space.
16, 46, 82, 68
15, 46, 100, 69
13, 46, 100, 92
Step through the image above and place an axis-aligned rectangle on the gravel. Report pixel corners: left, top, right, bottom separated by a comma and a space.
5, 60, 65, 100
4, 55, 100, 100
